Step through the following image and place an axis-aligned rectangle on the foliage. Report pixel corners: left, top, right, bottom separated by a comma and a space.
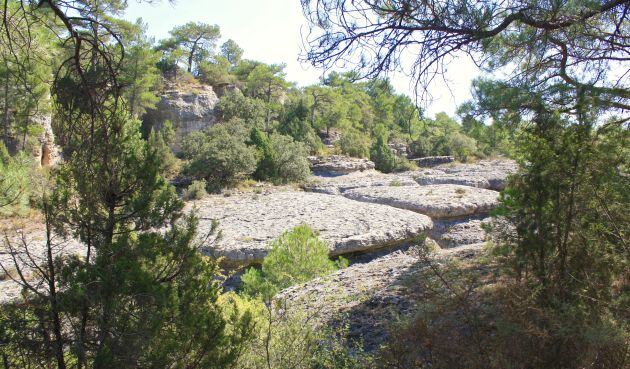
0, 143, 35, 216
370, 124, 397, 173
161, 22, 221, 73
223, 293, 367, 369
182, 121, 257, 191
242, 225, 347, 299
216, 89, 266, 126
249, 128, 311, 184
183, 179, 208, 200
268, 134, 311, 183
147, 121, 180, 178
338, 129, 371, 158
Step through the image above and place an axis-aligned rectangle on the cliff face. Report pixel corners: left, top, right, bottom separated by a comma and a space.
143, 84, 219, 153
32, 114, 60, 167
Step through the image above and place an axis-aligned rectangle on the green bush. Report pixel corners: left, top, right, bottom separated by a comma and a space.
242, 224, 347, 298
249, 128, 311, 184
269, 134, 310, 183
182, 179, 208, 200
0, 143, 36, 216
370, 125, 397, 173
338, 129, 371, 158
182, 122, 257, 191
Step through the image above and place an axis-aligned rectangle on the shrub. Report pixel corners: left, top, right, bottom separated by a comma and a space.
182, 179, 208, 200
250, 129, 311, 184
182, 122, 257, 191
148, 121, 181, 178
269, 134, 310, 183
241, 224, 347, 298
0, 144, 37, 216
338, 129, 371, 158
370, 125, 398, 173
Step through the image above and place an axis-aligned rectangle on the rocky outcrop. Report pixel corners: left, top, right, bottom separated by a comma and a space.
277, 244, 486, 351
189, 190, 432, 266
304, 170, 417, 195
411, 159, 518, 190
308, 155, 375, 175
431, 216, 492, 248
343, 184, 500, 219
23, 114, 61, 167
143, 84, 219, 152
410, 156, 454, 167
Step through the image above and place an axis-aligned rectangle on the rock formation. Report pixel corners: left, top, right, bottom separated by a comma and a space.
343, 184, 500, 219
143, 84, 219, 152
189, 190, 432, 266
304, 170, 417, 195
308, 155, 375, 175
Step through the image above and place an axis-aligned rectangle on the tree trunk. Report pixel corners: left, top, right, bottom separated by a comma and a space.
43, 201, 67, 369
3, 71, 9, 147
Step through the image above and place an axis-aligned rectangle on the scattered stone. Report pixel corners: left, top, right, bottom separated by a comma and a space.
308, 155, 375, 175
189, 190, 432, 266
343, 184, 500, 219
304, 170, 417, 195
410, 156, 454, 167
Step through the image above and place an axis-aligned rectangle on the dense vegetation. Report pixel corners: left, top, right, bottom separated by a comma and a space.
0, 0, 627, 368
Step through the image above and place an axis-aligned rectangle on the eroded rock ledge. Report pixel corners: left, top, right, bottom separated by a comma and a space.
190, 190, 432, 266
343, 184, 500, 219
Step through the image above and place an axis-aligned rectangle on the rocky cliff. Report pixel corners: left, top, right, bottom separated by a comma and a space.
143, 84, 219, 152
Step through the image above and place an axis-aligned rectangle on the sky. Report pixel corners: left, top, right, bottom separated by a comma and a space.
124, 0, 480, 117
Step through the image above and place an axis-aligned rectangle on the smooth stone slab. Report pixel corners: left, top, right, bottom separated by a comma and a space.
304, 170, 418, 195
433, 159, 518, 190
343, 184, 500, 219
190, 191, 432, 266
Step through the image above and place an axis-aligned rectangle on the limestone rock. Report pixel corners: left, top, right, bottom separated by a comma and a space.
143, 84, 218, 152
431, 216, 491, 248
304, 170, 417, 195
343, 184, 500, 219
432, 159, 518, 190
308, 155, 375, 175
410, 156, 454, 167
277, 244, 486, 351
189, 190, 432, 266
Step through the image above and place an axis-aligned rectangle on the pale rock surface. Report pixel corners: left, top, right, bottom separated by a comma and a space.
0, 224, 84, 303
412, 159, 518, 190
189, 190, 432, 266
304, 170, 417, 195
343, 184, 500, 219
143, 84, 219, 152
431, 216, 492, 248
308, 155, 375, 174
277, 244, 486, 350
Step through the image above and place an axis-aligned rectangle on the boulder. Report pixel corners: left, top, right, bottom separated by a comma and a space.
143, 84, 219, 152
304, 170, 417, 195
308, 155, 375, 175
189, 190, 432, 266
343, 184, 500, 219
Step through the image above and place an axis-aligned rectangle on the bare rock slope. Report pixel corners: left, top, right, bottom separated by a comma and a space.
343, 184, 500, 219
191, 190, 432, 266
